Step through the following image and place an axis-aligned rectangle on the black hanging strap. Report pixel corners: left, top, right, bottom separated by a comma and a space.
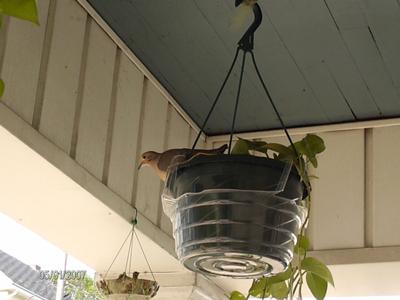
249, 51, 299, 156
191, 47, 240, 150
228, 51, 247, 153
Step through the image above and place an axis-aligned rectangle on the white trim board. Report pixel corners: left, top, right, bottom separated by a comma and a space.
208, 117, 400, 142
310, 246, 400, 265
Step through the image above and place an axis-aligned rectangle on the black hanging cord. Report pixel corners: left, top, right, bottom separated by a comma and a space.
102, 208, 158, 284
228, 51, 247, 153
124, 229, 134, 274
104, 226, 133, 279
249, 51, 299, 157
192, 0, 298, 159
134, 229, 156, 282
191, 47, 240, 150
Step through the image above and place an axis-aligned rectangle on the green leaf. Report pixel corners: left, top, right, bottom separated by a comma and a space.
246, 139, 268, 149
229, 291, 246, 300
268, 266, 293, 284
266, 143, 295, 159
294, 134, 325, 168
0, 0, 39, 24
249, 267, 293, 298
301, 257, 334, 286
294, 235, 310, 256
0, 78, 4, 97
231, 138, 250, 155
269, 281, 289, 300
306, 272, 328, 300
303, 134, 326, 154
249, 278, 269, 298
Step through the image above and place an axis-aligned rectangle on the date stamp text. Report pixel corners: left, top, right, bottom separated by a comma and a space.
39, 270, 86, 281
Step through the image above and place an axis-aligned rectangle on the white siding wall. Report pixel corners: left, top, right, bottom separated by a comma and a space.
367, 126, 400, 247
0, 0, 198, 239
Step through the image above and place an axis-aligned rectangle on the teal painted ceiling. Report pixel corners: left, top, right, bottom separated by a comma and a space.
88, 0, 400, 135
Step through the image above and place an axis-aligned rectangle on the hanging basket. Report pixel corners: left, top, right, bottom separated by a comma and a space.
162, 154, 307, 278
96, 273, 159, 299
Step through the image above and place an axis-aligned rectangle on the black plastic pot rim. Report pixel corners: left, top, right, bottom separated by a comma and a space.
175, 154, 298, 173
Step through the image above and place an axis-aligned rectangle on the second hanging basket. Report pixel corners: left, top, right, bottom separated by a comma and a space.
162, 154, 307, 278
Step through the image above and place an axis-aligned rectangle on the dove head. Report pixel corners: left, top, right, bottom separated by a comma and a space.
138, 151, 160, 170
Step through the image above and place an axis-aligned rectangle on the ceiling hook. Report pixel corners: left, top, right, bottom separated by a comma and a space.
235, 0, 263, 51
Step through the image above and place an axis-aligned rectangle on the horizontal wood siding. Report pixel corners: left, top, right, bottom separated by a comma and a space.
39, 0, 87, 152
75, 21, 117, 179
0, 0, 50, 123
368, 125, 400, 246
308, 130, 365, 250
107, 53, 144, 201
134, 81, 169, 223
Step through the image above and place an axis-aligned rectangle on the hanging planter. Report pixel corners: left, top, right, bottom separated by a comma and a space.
162, 155, 307, 278
160, 0, 311, 279
96, 273, 159, 300
95, 220, 159, 299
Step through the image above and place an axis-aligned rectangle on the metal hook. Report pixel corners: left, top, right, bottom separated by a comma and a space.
235, 0, 262, 51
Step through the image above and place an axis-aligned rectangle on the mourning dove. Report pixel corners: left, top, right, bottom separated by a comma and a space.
138, 144, 228, 181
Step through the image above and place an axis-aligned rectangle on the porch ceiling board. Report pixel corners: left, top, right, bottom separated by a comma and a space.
86, 0, 400, 135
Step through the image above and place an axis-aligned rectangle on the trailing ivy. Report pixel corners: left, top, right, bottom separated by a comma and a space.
230, 134, 333, 300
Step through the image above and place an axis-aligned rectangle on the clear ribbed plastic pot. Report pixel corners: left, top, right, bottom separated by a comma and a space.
162, 155, 307, 278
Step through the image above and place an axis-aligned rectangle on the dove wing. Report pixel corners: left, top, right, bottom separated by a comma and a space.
157, 149, 188, 172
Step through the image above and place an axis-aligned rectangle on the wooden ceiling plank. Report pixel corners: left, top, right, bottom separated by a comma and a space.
359, 0, 400, 88
325, 0, 400, 117
263, 0, 381, 119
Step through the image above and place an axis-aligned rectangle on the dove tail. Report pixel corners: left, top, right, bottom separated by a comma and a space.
216, 144, 228, 154
190, 144, 228, 157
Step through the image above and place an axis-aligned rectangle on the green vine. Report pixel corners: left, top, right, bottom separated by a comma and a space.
0, 0, 39, 98
229, 134, 334, 300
